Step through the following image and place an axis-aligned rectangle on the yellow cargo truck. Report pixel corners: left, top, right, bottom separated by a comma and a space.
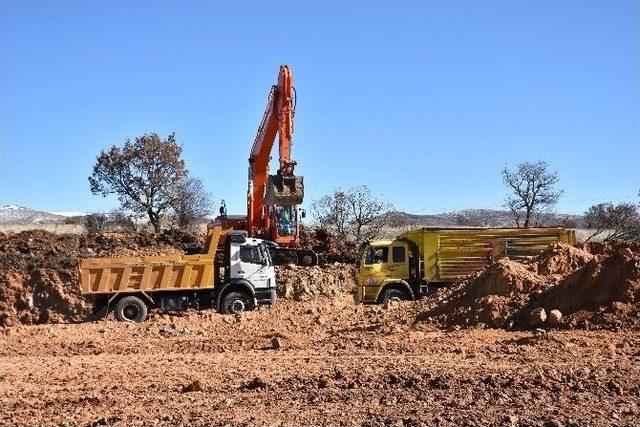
356, 227, 575, 304
79, 225, 277, 322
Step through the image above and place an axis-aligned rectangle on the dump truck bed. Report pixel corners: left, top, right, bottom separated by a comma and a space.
401, 227, 575, 282
79, 253, 216, 294
78, 226, 227, 295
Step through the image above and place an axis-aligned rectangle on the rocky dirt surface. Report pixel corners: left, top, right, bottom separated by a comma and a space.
276, 263, 357, 300
2, 231, 640, 425
2, 296, 639, 426
418, 242, 640, 331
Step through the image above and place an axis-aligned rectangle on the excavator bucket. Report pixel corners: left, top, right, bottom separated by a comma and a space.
264, 174, 304, 206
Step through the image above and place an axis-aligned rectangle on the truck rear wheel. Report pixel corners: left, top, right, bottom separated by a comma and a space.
114, 296, 148, 323
379, 288, 409, 305
220, 291, 254, 315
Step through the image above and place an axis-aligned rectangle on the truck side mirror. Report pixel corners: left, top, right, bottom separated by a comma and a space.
300, 209, 306, 219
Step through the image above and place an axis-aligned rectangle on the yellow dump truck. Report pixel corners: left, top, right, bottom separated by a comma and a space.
79, 225, 277, 322
356, 227, 575, 304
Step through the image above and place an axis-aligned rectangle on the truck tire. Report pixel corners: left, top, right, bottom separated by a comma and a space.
114, 296, 148, 323
379, 287, 409, 305
220, 291, 254, 315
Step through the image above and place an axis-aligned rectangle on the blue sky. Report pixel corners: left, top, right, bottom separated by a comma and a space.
1, 0, 638, 215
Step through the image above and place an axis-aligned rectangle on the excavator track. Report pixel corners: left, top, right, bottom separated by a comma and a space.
270, 246, 317, 266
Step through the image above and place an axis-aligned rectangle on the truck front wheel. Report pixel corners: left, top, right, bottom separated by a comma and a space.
379, 287, 410, 305
114, 296, 148, 323
220, 291, 254, 315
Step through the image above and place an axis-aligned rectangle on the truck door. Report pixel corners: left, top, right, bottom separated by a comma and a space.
231, 244, 270, 289
389, 244, 408, 279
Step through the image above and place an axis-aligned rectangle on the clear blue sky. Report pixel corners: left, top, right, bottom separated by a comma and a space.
2, 0, 638, 215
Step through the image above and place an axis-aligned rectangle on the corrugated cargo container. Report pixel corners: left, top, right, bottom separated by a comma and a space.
401, 227, 575, 282
357, 227, 575, 304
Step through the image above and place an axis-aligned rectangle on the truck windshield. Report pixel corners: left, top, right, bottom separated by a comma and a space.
364, 247, 388, 265
240, 245, 266, 265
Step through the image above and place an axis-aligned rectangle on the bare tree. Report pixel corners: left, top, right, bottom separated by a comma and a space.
312, 189, 350, 235
312, 185, 392, 243
108, 209, 139, 233
501, 161, 562, 228
584, 202, 640, 242
84, 213, 108, 234
346, 185, 392, 243
89, 132, 188, 233
171, 177, 213, 230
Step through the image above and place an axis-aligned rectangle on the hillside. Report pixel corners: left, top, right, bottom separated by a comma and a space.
385, 209, 584, 228
0, 205, 585, 230
0, 205, 67, 225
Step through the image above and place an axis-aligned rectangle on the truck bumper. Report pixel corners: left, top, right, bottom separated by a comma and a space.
255, 288, 277, 306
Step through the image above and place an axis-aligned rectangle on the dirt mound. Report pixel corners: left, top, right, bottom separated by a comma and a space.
538, 247, 640, 329
0, 229, 185, 271
472, 258, 546, 296
0, 230, 188, 326
532, 243, 595, 276
0, 268, 91, 326
276, 263, 357, 301
418, 243, 640, 330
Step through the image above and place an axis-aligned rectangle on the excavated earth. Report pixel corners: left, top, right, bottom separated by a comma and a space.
1, 231, 640, 426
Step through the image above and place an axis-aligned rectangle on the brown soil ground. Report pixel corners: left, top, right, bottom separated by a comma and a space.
2, 297, 639, 426
2, 231, 640, 425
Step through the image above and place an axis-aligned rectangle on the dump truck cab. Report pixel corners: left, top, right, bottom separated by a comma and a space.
224, 231, 277, 311
357, 239, 421, 305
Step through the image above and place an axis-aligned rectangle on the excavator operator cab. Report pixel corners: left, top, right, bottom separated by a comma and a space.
272, 205, 299, 238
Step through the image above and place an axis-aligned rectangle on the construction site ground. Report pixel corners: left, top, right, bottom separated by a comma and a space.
1, 230, 639, 426
2, 297, 639, 427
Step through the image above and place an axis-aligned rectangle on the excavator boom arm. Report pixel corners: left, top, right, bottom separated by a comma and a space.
247, 65, 304, 237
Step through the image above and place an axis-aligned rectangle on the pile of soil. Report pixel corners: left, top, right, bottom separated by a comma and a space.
418, 243, 640, 330
276, 263, 357, 301
0, 230, 187, 327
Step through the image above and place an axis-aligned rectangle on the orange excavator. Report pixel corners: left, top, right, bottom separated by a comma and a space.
217, 65, 316, 265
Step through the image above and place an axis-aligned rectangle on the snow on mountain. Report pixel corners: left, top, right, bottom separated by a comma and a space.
50, 211, 87, 217
0, 205, 68, 225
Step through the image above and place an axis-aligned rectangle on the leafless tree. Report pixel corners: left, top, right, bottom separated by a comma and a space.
108, 209, 139, 232
312, 185, 392, 243
171, 177, 213, 231
312, 189, 350, 235
84, 213, 108, 234
584, 202, 640, 242
89, 132, 188, 233
346, 185, 392, 243
502, 161, 562, 228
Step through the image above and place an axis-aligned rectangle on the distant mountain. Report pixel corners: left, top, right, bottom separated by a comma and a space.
0, 205, 69, 225
0, 205, 585, 229
384, 209, 584, 228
